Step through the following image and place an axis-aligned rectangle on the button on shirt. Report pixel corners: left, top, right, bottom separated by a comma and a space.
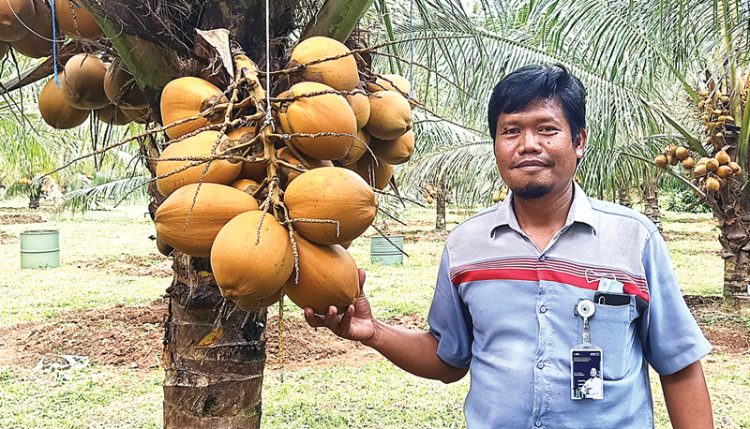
427, 183, 712, 429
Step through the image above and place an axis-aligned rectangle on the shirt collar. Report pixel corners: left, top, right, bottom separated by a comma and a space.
490, 182, 597, 237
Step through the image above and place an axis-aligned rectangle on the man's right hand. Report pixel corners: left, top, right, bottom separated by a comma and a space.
303, 268, 380, 346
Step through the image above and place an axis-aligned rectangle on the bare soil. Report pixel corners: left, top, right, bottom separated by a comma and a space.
0, 230, 17, 244
75, 254, 173, 278
0, 213, 45, 225
0, 297, 744, 372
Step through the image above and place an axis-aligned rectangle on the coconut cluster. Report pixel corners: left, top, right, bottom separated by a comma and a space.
654, 146, 742, 193
0, 0, 103, 60
38, 53, 150, 129
153, 36, 415, 314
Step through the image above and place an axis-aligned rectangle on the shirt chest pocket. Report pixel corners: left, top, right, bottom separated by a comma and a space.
578, 299, 639, 380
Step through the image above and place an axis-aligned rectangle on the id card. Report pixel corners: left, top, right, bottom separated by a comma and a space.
570, 346, 603, 400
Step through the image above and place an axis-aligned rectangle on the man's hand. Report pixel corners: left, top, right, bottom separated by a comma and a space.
303, 268, 379, 345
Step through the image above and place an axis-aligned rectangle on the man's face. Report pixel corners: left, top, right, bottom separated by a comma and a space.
590, 368, 597, 377
493, 98, 586, 200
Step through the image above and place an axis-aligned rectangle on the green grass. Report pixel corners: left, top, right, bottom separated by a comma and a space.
0, 204, 746, 428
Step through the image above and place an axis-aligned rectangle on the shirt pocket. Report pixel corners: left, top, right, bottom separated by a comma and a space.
578, 297, 639, 380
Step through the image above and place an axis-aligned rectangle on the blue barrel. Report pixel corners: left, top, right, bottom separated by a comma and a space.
370, 235, 404, 265
20, 229, 60, 269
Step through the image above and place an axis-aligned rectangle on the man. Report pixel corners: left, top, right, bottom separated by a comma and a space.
581, 367, 603, 400
304, 64, 713, 428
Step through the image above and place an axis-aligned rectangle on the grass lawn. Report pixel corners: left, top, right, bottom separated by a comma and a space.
1, 201, 748, 428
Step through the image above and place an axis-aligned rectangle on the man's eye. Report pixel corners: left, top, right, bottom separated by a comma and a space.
503, 128, 519, 135
540, 127, 559, 133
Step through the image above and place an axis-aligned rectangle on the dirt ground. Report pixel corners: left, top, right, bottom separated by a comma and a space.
0, 213, 45, 225
0, 296, 745, 373
74, 255, 173, 278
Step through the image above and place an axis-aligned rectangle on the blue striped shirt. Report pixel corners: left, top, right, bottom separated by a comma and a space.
428, 183, 712, 428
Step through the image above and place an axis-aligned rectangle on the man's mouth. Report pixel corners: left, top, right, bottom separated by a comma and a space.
513, 159, 551, 170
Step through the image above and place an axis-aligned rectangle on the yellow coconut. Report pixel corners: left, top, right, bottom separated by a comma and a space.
342, 129, 369, 165
211, 210, 294, 301
277, 147, 333, 185
38, 78, 89, 129
235, 287, 284, 311
289, 36, 359, 91
371, 130, 415, 165
60, 53, 109, 109
716, 150, 731, 165
284, 167, 376, 245
160, 76, 228, 139
122, 106, 151, 123
716, 165, 734, 179
705, 177, 721, 192
0, 0, 33, 41
366, 91, 412, 140
681, 157, 695, 170
231, 178, 260, 194
284, 233, 359, 315
95, 104, 131, 125
674, 146, 689, 161
728, 161, 742, 175
277, 81, 357, 160
227, 127, 266, 181
10, 0, 53, 57
103, 58, 148, 109
693, 164, 707, 177
367, 74, 411, 95
346, 91, 370, 129
156, 131, 242, 197
347, 156, 394, 190
706, 158, 720, 171
54, 0, 103, 40
155, 183, 258, 257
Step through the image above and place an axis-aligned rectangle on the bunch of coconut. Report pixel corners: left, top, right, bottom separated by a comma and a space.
0, 0, 102, 60
38, 53, 150, 129
151, 36, 415, 315
656, 145, 742, 192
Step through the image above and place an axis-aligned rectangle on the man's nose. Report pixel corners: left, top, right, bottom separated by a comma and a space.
518, 130, 543, 153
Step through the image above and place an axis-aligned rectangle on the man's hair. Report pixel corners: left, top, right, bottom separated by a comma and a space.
487, 64, 586, 145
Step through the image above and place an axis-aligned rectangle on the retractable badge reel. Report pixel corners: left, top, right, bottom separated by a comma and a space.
571, 299, 603, 400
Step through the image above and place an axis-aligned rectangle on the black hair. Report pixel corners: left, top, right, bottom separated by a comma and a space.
487, 64, 586, 146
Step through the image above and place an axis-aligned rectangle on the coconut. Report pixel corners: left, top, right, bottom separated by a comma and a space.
122, 106, 150, 123
60, 53, 109, 109
367, 74, 411, 95
277, 147, 333, 185
154, 183, 258, 257
346, 92, 370, 129
38, 78, 90, 129
289, 36, 359, 91
0, 0, 33, 41
284, 233, 359, 315
284, 167, 376, 245
54, 0, 103, 40
681, 157, 695, 170
728, 161, 742, 175
341, 129, 369, 165
716, 165, 733, 178
705, 177, 721, 192
675, 146, 689, 161
156, 131, 242, 197
277, 81, 357, 160
10, 0, 53, 57
231, 178, 260, 194
95, 104, 131, 125
227, 127, 266, 181
235, 287, 284, 311
693, 164, 707, 177
706, 158, 719, 171
371, 130, 415, 165
160, 77, 228, 139
103, 58, 148, 109
211, 210, 294, 301
366, 91, 412, 140
347, 156, 393, 190
716, 150, 730, 165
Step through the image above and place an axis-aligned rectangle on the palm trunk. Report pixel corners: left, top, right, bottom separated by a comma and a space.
435, 185, 447, 231
617, 188, 632, 208
717, 202, 750, 300
640, 169, 662, 232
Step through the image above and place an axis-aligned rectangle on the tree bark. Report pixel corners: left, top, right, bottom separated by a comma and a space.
617, 188, 632, 208
641, 169, 662, 232
435, 185, 447, 231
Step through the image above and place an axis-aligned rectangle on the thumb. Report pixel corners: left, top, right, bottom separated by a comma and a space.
357, 268, 366, 297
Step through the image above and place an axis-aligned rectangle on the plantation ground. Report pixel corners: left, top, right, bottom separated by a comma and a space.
0, 200, 749, 428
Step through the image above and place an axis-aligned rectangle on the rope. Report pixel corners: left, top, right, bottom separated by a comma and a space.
50, 0, 61, 86
408, 0, 414, 98
264, 0, 272, 126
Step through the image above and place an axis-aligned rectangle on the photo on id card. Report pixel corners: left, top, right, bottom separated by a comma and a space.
571, 347, 603, 400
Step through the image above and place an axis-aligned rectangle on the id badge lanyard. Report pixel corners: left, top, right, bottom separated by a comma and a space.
571, 300, 603, 400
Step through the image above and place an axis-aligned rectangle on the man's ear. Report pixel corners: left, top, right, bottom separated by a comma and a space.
575, 128, 588, 159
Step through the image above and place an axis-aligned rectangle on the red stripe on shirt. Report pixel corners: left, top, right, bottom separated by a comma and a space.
451, 267, 650, 302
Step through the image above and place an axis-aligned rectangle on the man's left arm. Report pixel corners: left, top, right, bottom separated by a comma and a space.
660, 361, 713, 429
